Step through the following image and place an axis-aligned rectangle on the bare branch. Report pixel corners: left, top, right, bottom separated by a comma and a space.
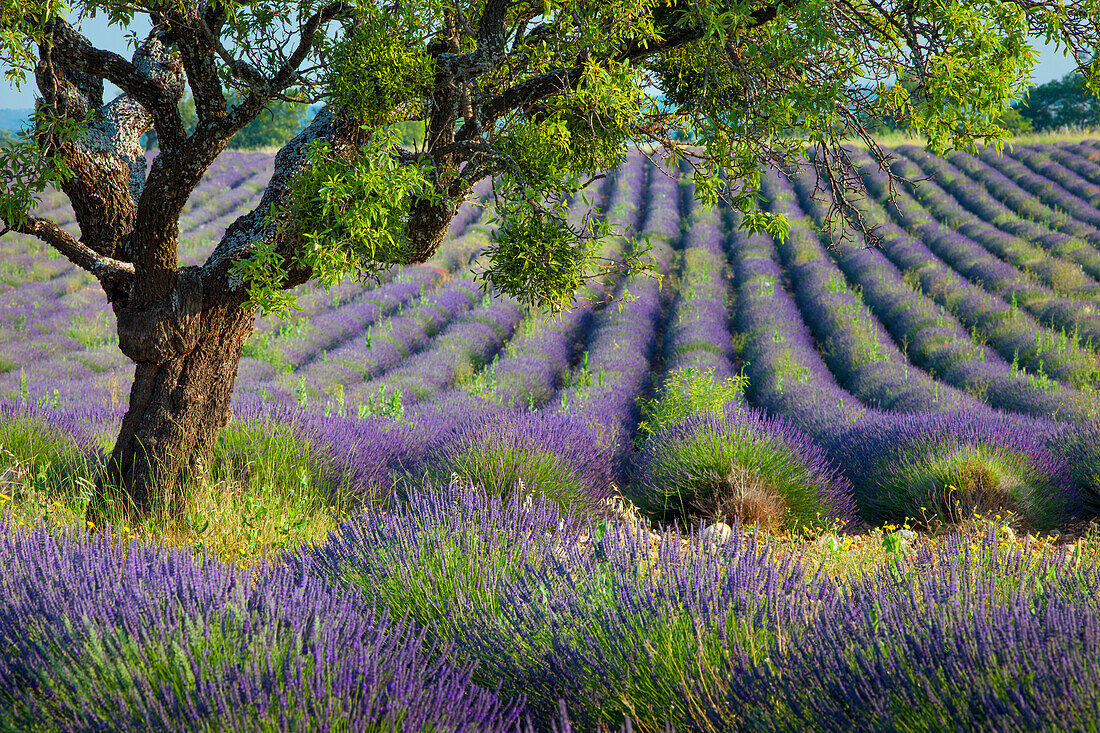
17, 215, 135, 291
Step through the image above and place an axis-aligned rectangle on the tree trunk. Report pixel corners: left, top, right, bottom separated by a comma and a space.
88, 269, 256, 526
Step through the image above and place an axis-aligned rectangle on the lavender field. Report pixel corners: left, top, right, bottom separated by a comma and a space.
4, 140, 1100, 731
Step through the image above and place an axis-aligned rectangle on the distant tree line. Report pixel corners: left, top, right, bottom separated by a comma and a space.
141, 96, 424, 151
1018, 71, 1100, 131
867, 69, 1097, 136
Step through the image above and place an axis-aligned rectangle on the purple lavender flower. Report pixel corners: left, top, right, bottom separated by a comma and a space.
0, 516, 526, 732
422, 409, 616, 515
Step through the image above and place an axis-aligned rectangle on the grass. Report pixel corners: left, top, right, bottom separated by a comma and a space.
0, 416, 356, 569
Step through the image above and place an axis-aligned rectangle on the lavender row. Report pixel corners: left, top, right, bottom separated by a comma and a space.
363, 292, 525, 407
301, 485, 1100, 729
892, 147, 1100, 336
789, 163, 1094, 421
248, 278, 484, 406
481, 155, 646, 409
1008, 143, 1100, 208
1053, 143, 1100, 190
659, 191, 738, 379
354, 187, 569, 410
928, 143, 1100, 256
0, 274, 130, 407
728, 222, 869, 436
918, 145, 1100, 276
7, 405, 1100, 730
974, 145, 1100, 232
178, 163, 271, 234
762, 169, 981, 414
852, 149, 1100, 391
554, 162, 683, 469
234, 194, 496, 400
902, 146, 1100, 302
0, 516, 529, 732
0, 166, 493, 410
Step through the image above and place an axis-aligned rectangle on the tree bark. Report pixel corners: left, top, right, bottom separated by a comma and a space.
87, 269, 256, 525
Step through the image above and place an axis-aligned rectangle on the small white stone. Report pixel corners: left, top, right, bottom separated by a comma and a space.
702, 522, 733, 545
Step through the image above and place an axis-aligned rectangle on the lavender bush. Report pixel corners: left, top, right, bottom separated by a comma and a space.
0, 519, 527, 732
421, 409, 617, 515
630, 404, 855, 531
824, 412, 1076, 530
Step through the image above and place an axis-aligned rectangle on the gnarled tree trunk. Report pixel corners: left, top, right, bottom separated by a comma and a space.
88, 267, 256, 525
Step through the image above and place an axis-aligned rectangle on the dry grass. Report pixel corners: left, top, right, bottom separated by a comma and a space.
848, 127, 1100, 150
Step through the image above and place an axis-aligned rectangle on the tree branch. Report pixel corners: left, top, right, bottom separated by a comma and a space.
17, 215, 135, 291
167, 6, 228, 125
448, 0, 511, 79
480, 10, 712, 125
201, 107, 358, 295
44, 18, 187, 151
211, 2, 350, 145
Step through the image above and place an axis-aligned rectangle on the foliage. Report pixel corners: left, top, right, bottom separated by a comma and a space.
0, 107, 85, 233
637, 366, 747, 437
325, 13, 434, 126
480, 195, 601, 314
229, 97, 310, 150
145, 92, 309, 150
388, 120, 425, 149
4, 0, 1098, 314
234, 127, 439, 317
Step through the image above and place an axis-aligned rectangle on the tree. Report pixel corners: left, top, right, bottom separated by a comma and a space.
1019, 70, 1100, 131
0, 0, 1096, 524
226, 94, 309, 149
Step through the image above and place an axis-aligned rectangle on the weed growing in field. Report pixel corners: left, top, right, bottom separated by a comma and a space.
357, 384, 405, 420
636, 367, 747, 438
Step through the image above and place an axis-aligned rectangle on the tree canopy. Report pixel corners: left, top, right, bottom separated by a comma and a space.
866, 70, 1036, 136
0, 0, 1097, 521
3, 0, 1098, 313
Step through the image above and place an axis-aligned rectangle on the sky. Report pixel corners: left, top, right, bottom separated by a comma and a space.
0, 15, 1082, 109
